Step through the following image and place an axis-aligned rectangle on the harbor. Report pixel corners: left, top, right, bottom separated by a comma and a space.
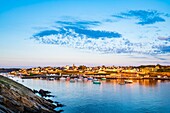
5, 74, 170, 113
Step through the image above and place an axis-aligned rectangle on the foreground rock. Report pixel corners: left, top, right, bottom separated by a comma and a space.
33, 89, 56, 98
0, 75, 61, 113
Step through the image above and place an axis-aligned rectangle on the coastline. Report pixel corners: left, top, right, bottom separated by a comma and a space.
18, 71, 170, 81
6, 64, 170, 80
20, 74, 170, 80
0, 75, 62, 113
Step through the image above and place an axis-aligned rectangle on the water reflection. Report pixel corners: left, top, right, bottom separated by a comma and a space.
6, 75, 170, 113
106, 79, 170, 87
3, 77, 170, 113
138, 80, 157, 87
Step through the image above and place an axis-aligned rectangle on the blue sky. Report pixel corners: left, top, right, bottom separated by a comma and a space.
0, 0, 170, 67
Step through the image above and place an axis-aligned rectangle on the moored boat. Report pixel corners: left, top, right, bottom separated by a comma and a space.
83, 78, 88, 81
70, 79, 75, 83
74, 78, 78, 81
60, 77, 66, 81
93, 78, 98, 81
87, 77, 93, 80
93, 80, 101, 84
77, 78, 83, 82
49, 78, 55, 81
101, 78, 106, 80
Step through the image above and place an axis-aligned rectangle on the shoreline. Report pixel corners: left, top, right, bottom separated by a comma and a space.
0, 75, 63, 113
20, 74, 170, 80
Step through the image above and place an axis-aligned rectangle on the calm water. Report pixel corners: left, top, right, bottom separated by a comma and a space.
10, 77, 170, 113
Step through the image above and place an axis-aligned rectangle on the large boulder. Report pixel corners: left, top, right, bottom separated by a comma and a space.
0, 75, 59, 113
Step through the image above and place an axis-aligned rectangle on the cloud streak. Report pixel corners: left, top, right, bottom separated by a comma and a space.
34, 20, 122, 39
112, 10, 168, 25
56, 20, 101, 28
33, 27, 122, 39
156, 46, 170, 54
158, 36, 170, 41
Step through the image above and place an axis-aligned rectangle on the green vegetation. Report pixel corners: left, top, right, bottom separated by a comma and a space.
157, 69, 170, 72
30, 73, 35, 76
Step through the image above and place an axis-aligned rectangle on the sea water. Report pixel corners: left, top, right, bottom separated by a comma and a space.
9, 76, 170, 113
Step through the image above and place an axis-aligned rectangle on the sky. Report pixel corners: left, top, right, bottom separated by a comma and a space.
0, 0, 170, 67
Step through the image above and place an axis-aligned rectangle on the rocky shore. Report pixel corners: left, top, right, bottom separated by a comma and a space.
0, 75, 62, 113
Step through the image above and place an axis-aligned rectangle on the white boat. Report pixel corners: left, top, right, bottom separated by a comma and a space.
93, 78, 98, 81
124, 80, 133, 83
49, 78, 55, 81
157, 75, 161, 78
163, 76, 168, 78
83, 78, 88, 81
101, 78, 106, 80
74, 78, 78, 81
77, 78, 83, 82
60, 77, 66, 80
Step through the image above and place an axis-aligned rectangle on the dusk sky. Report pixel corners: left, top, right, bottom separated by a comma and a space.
0, 0, 170, 67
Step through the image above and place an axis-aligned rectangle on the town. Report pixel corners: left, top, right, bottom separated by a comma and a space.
9, 64, 170, 79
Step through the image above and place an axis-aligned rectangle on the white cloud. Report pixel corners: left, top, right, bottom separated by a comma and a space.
34, 30, 170, 55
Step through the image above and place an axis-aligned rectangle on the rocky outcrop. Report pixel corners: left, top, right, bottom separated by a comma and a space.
0, 75, 61, 113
